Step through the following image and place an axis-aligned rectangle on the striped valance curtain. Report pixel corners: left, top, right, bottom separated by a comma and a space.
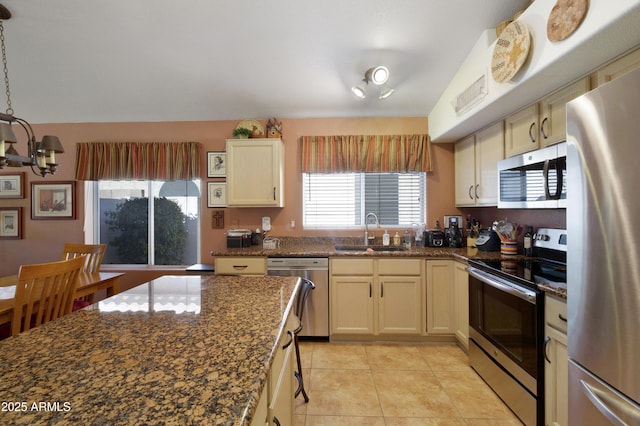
300, 134, 431, 173
75, 142, 202, 181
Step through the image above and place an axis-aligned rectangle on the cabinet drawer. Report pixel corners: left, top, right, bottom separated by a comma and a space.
215, 257, 266, 275
378, 258, 422, 275
331, 258, 374, 275
545, 295, 568, 334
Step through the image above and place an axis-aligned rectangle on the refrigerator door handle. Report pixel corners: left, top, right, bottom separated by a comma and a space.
580, 379, 639, 426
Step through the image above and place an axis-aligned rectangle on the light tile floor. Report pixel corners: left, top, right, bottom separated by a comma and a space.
294, 341, 523, 425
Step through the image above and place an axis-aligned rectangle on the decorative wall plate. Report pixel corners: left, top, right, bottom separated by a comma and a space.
547, 0, 588, 42
491, 21, 531, 84
236, 120, 264, 138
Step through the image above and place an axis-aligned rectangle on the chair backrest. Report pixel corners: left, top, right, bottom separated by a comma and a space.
61, 243, 106, 273
294, 279, 316, 334
11, 256, 86, 336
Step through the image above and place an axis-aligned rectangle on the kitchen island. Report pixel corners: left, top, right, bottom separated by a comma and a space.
0, 275, 300, 425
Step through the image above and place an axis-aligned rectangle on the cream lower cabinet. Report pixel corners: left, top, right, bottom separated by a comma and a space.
453, 261, 469, 349
544, 295, 568, 426
251, 310, 295, 426
214, 257, 266, 276
426, 260, 455, 334
226, 138, 284, 207
330, 258, 423, 337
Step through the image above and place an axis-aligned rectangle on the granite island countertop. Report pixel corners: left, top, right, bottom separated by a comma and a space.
0, 275, 300, 425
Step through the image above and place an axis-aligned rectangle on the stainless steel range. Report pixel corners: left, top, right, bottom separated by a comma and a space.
467, 228, 567, 426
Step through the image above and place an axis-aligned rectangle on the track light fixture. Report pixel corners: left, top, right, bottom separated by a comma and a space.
0, 4, 64, 176
351, 65, 394, 100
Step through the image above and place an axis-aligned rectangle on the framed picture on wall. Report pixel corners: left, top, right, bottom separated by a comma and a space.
0, 207, 22, 239
0, 172, 25, 198
31, 181, 76, 220
207, 152, 226, 177
207, 182, 226, 207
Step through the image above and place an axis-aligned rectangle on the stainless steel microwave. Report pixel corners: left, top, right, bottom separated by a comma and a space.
498, 142, 566, 209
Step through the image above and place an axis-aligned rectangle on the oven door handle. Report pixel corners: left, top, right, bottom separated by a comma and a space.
467, 267, 537, 303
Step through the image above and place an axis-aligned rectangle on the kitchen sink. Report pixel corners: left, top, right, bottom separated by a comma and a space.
334, 245, 408, 252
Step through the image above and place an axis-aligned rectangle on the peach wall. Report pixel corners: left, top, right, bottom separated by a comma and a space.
0, 116, 460, 277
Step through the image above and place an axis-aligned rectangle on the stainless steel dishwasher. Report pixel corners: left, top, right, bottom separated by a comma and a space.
267, 257, 329, 339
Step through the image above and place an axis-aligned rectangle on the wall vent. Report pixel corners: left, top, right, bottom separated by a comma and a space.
452, 74, 487, 115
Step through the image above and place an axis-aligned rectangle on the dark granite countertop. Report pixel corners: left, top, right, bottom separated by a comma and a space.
0, 275, 299, 426
211, 236, 566, 299
211, 236, 511, 262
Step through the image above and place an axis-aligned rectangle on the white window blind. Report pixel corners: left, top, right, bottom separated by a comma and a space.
303, 172, 426, 228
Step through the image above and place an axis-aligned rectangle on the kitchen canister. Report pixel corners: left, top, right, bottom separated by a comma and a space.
500, 241, 518, 255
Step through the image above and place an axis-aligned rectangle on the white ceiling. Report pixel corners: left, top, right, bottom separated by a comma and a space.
0, 0, 530, 124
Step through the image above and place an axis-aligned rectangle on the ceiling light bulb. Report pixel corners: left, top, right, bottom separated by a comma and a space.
370, 66, 389, 85
379, 86, 394, 99
351, 85, 366, 99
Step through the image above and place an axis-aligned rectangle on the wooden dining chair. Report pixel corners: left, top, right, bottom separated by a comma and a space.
62, 243, 106, 308
9, 256, 85, 337
61, 243, 106, 273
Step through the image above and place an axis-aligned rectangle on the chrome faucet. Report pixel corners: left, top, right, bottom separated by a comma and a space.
364, 212, 380, 246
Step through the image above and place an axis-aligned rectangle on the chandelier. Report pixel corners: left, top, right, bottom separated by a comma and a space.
0, 4, 63, 177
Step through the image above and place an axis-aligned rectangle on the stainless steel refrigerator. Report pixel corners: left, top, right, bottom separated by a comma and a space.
566, 67, 640, 425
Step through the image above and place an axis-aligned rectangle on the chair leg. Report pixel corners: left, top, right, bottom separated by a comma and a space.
293, 334, 309, 403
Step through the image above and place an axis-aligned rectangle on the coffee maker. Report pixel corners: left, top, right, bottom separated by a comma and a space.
445, 217, 463, 248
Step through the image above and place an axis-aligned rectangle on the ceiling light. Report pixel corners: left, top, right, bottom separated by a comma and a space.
378, 85, 394, 100
0, 4, 64, 176
351, 65, 394, 100
351, 84, 367, 99
366, 66, 389, 85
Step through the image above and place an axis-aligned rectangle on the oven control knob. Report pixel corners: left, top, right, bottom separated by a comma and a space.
538, 234, 550, 241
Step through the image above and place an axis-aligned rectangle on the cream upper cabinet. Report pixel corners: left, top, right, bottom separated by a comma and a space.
426, 260, 454, 335
505, 103, 539, 157
594, 47, 640, 87
455, 121, 504, 207
505, 78, 589, 157
539, 78, 590, 147
544, 295, 568, 426
226, 138, 284, 207
454, 135, 476, 206
453, 261, 469, 349
330, 258, 424, 337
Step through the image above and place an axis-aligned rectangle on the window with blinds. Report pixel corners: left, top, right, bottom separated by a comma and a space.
303, 172, 426, 228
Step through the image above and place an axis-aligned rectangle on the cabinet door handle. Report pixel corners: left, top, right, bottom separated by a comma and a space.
543, 336, 551, 363
468, 185, 474, 200
559, 313, 567, 322
474, 184, 479, 199
232, 265, 248, 270
282, 330, 294, 350
273, 416, 281, 426
540, 117, 549, 139
369, 282, 372, 298
273, 187, 276, 201
529, 122, 536, 143
380, 281, 384, 298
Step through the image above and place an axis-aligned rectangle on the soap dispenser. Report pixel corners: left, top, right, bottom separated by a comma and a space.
382, 230, 390, 246
393, 231, 401, 246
